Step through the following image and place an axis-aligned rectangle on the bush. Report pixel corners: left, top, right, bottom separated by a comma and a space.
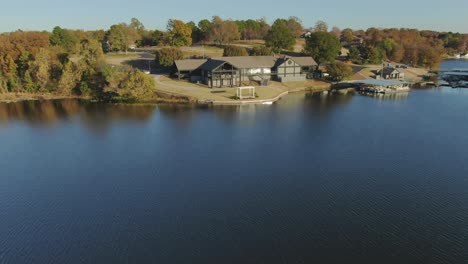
223, 45, 248, 57
249, 46, 273, 56
154, 48, 184, 68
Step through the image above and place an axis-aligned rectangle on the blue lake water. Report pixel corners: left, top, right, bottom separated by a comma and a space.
0, 60, 467, 263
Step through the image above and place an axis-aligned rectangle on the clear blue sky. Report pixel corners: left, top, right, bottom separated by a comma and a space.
2, 0, 467, 33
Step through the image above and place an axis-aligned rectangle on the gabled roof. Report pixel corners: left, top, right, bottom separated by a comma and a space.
175, 55, 318, 72
380, 67, 400, 76
285, 56, 318, 67
200, 59, 228, 71
212, 56, 277, 69
175, 59, 207, 71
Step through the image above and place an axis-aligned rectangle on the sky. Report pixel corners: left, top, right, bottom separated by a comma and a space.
1, 0, 467, 33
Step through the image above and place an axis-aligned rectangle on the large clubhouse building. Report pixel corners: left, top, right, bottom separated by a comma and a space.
174, 55, 318, 88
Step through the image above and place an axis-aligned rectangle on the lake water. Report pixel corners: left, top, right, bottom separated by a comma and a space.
1, 61, 468, 263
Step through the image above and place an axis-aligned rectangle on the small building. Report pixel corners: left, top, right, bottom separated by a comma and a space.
274, 56, 317, 82
377, 67, 404, 80
174, 59, 207, 82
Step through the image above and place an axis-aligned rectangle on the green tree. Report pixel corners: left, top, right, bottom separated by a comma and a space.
151, 30, 164, 46
198, 19, 212, 41
49, 26, 79, 52
107, 23, 140, 54
326, 62, 353, 82
264, 19, 295, 53
154, 47, 184, 68
167, 19, 192, 46
348, 46, 362, 64
223, 45, 248, 56
304, 31, 341, 65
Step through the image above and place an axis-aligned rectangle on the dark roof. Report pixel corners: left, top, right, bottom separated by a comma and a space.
212, 56, 277, 69
175, 55, 317, 72
175, 59, 207, 71
199, 59, 228, 71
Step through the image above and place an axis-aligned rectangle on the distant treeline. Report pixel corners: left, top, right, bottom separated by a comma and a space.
1, 17, 467, 97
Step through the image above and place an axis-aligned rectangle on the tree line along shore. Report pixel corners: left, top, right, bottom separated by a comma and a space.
1, 17, 466, 103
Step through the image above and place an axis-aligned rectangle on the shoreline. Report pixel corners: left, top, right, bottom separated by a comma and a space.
0, 86, 329, 106
0, 93, 87, 104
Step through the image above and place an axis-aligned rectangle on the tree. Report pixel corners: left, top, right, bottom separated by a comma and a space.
348, 46, 362, 64
187, 21, 203, 43
358, 45, 384, 64
331, 27, 341, 38
341, 28, 354, 43
49, 26, 79, 52
223, 45, 248, 56
28, 48, 51, 91
304, 31, 341, 65
154, 47, 184, 68
208, 16, 240, 45
314, 20, 328, 32
286, 17, 303, 38
264, 19, 296, 53
104, 68, 155, 100
151, 30, 165, 46
130, 18, 145, 33
167, 19, 192, 47
326, 62, 353, 82
57, 61, 82, 95
198, 19, 212, 41
107, 23, 140, 54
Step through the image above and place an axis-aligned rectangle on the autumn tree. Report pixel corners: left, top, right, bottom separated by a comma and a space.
331, 27, 341, 38
286, 17, 303, 38
208, 16, 240, 45
304, 31, 341, 65
314, 20, 328, 32
326, 62, 353, 82
264, 19, 296, 53
167, 19, 192, 47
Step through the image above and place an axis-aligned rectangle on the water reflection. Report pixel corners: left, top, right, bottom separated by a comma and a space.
0, 100, 156, 130
304, 92, 353, 115
358, 91, 410, 101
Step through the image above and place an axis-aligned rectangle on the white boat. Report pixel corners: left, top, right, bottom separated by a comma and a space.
262, 101, 273, 105
455, 53, 468, 59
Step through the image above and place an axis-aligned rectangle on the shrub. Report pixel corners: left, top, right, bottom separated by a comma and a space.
223, 45, 248, 57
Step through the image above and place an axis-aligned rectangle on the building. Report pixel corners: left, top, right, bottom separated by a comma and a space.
175, 55, 317, 88
377, 67, 404, 80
